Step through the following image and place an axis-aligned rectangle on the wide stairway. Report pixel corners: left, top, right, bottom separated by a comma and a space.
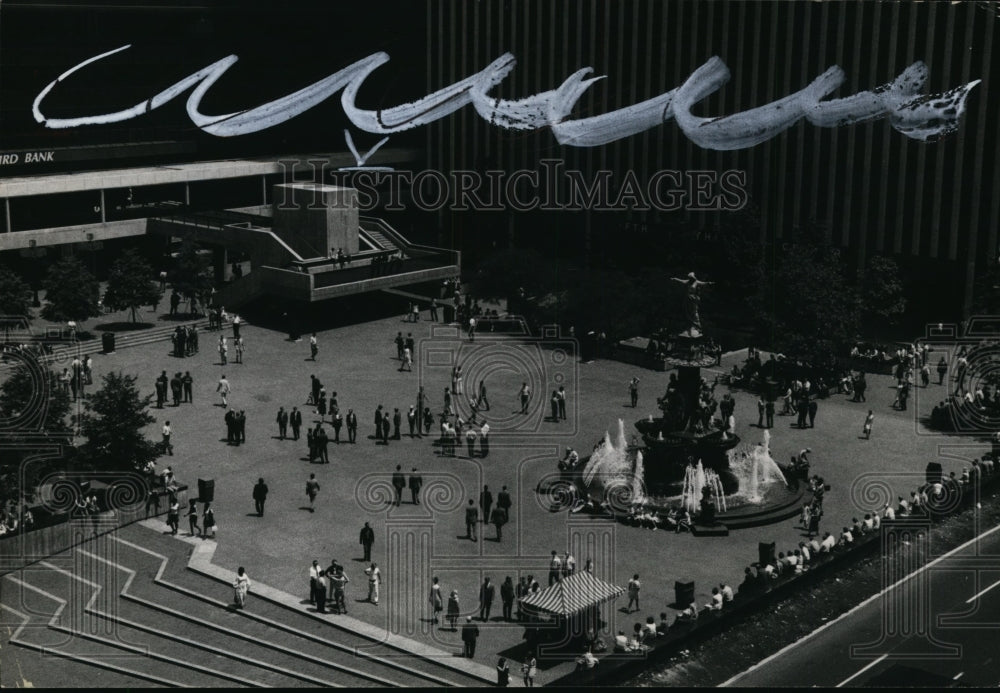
0, 523, 491, 687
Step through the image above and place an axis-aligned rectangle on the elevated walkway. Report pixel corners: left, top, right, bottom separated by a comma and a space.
150, 212, 460, 309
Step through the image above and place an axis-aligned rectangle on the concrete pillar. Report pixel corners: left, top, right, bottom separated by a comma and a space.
271, 184, 358, 260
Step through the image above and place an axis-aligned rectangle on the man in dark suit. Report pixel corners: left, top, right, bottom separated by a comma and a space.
170, 372, 183, 406
391, 465, 406, 506
316, 425, 329, 463
252, 478, 268, 516
497, 486, 512, 516
182, 371, 193, 403
392, 408, 402, 440
237, 410, 247, 444
156, 371, 168, 408
276, 407, 289, 439
479, 577, 495, 621
461, 617, 480, 657
290, 406, 303, 440
310, 375, 322, 405
346, 409, 358, 443
332, 411, 343, 442
479, 486, 493, 527
374, 406, 385, 445
408, 468, 423, 505
224, 408, 236, 445
416, 386, 426, 437
360, 521, 375, 561
500, 577, 515, 621
465, 499, 478, 541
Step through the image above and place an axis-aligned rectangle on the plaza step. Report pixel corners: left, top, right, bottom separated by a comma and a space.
108, 536, 432, 687
2, 571, 240, 687
115, 523, 493, 687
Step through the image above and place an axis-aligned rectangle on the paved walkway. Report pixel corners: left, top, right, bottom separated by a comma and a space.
0, 299, 978, 686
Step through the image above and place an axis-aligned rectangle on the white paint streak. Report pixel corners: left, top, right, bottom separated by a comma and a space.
32, 46, 980, 148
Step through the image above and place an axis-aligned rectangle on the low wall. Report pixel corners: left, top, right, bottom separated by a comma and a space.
0, 484, 188, 576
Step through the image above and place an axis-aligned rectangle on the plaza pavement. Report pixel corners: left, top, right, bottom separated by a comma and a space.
21, 301, 978, 685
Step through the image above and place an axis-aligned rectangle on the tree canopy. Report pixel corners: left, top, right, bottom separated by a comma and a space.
0, 265, 33, 336
77, 371, 160, 473
41, 256, 101, 324
103, 249, 162, 322
168, 240, 214, 313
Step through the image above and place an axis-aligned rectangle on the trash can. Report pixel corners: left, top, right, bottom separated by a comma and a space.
102, 332, 116, 354
198, 478, 215, 503
674, 581, 695, 609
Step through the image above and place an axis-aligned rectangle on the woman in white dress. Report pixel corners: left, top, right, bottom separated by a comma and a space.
233, 567, 251, 608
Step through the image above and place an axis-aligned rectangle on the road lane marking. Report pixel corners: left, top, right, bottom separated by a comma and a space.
836, 654, 888, 688
965, 578, 1000, 604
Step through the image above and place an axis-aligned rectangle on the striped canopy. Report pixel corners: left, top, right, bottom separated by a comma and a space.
519, 571, 625, 617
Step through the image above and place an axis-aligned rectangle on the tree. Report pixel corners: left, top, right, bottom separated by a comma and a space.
757, 239, 862, 364
41, 256, 101, 324
0, 358, 73, 506
0, 265, 33, 338
77, 372, 160, 473
860, 255, 907, 326
168, 240, 214, 314
103, 249, 162, 323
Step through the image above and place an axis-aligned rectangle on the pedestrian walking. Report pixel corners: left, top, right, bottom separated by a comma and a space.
480, 486, 493, 526
500, 576, 515, 621
392, 465, 405, 506
216, 375, 230, 407
765, 399, 775, 428
479, 421, 490, 457
291, 406, 302, 440
399, 347, 412, 372
365, 562, 381, 605
462, 616, 480, 657
628, 377, 640, 407
808, 399, 818, 428
519, 382, 531, 414
626, 573, 641, 612
155, 371, 168, 408
166, 494, 179, 535
863, 410, 874, 440
522, 656, 537, 687
186, 499, 200, 536
218, 335, 228, 365
306, 473, 320, 511
491, 505, 508, 542
276, 406, 288, 439
161, 421, 174, 456
315, 425, 329, 462
310, 333, 318, 360
479, 577, 495, 621
360, 521, 375, 561
347, 409, 358, 443
429, 576, 443, 624
393, 408, 402, 439
202, 502, 216, 538
234, 336, 245, 364
557, 385, 567, 420
232, 315, 241, 339
429, 299, 439, 321
937, 356, 947, 385
233, 567, 251, 609
465, 499, 478, 541
409, 468, 422, 505
447, 590, 460, 630
253, 478, 268, 517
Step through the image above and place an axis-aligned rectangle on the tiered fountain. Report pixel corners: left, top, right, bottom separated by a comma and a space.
573, 273, 806, 530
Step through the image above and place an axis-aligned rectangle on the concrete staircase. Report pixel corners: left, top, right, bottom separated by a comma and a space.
0, 523, 496, 687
